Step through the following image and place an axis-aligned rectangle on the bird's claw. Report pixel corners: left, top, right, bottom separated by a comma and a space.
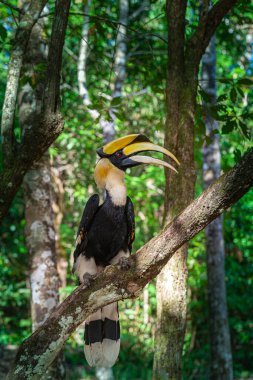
118, 257, 131, 270
83, 272, 95, 288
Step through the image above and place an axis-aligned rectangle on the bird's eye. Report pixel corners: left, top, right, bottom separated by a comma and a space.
115, 150, 123, 158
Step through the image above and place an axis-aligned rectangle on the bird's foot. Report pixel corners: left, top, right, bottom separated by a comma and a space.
118, 257, 131, 270
82, 272, 95, 288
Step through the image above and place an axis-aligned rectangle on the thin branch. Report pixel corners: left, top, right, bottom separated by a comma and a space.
64, 46, 78, 61
7, 148, 253, 379
142, 12, 164, 26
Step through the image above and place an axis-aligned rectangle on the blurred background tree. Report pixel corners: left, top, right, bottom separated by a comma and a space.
0, 0, 252, 379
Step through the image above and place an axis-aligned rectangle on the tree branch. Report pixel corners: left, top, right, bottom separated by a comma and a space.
0, 0, 71, 224
186, 0, 239, 66
42, 0, 71, 113
0, 0, 47, 166
8, 148, 253, 379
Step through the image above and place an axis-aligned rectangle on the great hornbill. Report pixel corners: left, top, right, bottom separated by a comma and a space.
72, 133, 179, 368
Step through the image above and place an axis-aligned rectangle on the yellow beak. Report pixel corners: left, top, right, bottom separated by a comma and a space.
123, 142, 180, 166
97, 134, 179, 173
103, 134, 143, 155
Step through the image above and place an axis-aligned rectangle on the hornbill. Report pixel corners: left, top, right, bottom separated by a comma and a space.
72, 134, 179, 368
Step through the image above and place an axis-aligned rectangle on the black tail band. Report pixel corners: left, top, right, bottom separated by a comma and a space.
85, 318, 120, 345
103, 318, 120, 341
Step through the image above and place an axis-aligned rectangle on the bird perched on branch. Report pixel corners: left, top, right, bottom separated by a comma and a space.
72, 134, 179, 368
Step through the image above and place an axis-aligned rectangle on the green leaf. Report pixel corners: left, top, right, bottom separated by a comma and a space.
234, 148, 242, 162
236, 87, 244, 98
211, 129, 219, 135
0, 24, 7, 41
34, 63, 47, 73
154, 86, 165, 94
96, 22, 106, 38
199, 89, 212, 103
239, 120, 251, 139
195, 118, 206, 136
209, 106, 227, 121
230, 87, 237, 103
237, 78, 253, 86
115, 111, 125, 121
219, 78, 231, 84
222, 120, 236, 134
205, 136, 213, 145
241, 112, 253, 119
217, 94, 227, 102
111, 96, 121, 106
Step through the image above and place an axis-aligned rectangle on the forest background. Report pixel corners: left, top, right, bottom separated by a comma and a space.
0, 0, 252, 379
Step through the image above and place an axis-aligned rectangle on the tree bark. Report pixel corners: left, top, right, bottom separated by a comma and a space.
19, 5, 65, 378
153, 1, 239, 379
154, 1, 196, 378
51, 165, 67, 290
24, 158, 58, 330
0, 0, 71, 224
202, 36, 233, 380
24, 156, 65, 380
7, 147, 253, 379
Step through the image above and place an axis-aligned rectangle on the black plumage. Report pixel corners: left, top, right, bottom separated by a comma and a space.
73, 193, 135, 267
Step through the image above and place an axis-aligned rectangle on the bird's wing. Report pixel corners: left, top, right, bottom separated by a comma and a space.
73, 194, 100, 264
126, 196, 135, 252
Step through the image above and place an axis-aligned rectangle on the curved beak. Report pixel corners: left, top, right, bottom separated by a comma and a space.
96, 134, 180, 173
122, 141, 180, 172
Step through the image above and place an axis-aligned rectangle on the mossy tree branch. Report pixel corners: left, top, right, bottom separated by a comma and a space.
7, 148, 253, 380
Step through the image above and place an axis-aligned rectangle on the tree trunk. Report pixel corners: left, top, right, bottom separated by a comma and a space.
19, 5, 65, 378
154, 71, 196, 380
153, 1, 196, 378
202, 36, 233, 380
153, 0, 239, 378
24, 156, 65, 380
24, 160, 59, 333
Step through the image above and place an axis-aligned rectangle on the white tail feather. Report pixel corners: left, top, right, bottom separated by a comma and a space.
84, 303, 120, 368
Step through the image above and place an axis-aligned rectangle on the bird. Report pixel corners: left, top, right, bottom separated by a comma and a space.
72, 133, 179, 368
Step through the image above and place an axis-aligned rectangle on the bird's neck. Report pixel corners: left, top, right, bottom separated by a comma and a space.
105, 168, 127, 207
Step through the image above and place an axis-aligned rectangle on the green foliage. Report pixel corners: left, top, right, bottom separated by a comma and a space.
0, 191, 31, 344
